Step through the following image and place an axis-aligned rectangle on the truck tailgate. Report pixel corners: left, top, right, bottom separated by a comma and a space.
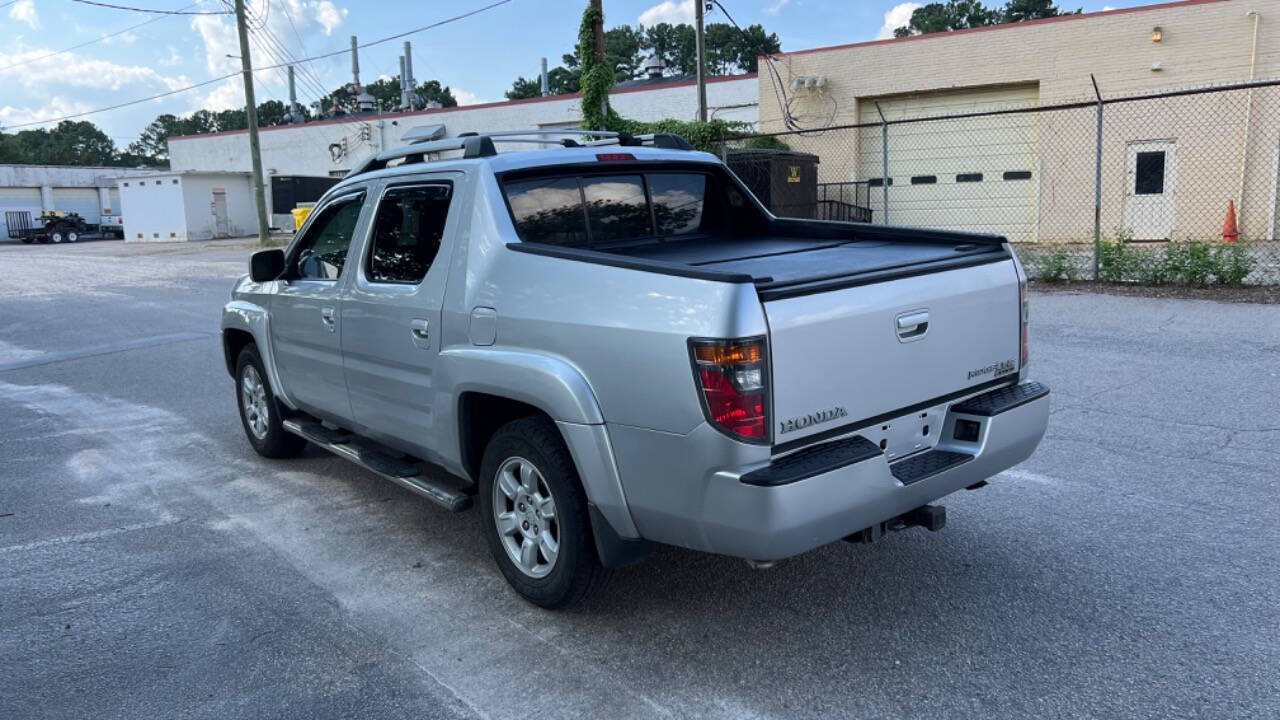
765, 259, 1021, 446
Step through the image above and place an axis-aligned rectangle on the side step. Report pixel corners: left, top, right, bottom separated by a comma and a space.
283, 419, 472, 512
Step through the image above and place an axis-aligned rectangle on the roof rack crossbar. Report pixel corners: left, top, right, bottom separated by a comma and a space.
343, 130, 692, 179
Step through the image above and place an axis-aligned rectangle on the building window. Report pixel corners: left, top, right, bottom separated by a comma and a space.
1003, 171, 1032, 181
956, 173, 983, 183
867, 177, 893, 188
1134, 151, 1166, 195
910, 175, 937, 185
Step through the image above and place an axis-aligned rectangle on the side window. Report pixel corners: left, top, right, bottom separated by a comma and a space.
293, 194, 363, 280
367, 184, 453, 284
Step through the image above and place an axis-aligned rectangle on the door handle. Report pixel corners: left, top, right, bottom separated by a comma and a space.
896, 309, 929, 341
320, 306, 336, 332
409, 318, 430, 342
897, 310, 929, 330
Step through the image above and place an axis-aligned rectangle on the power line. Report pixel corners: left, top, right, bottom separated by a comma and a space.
69, 0, 229, 14
0, 2, 199, 71
1, 0, 514, 130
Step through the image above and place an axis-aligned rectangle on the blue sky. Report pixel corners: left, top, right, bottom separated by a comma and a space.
0, 0, 1151, 145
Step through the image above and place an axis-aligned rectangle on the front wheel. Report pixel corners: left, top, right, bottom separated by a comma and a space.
478, 416, 609, 609
235, 345, 306, 459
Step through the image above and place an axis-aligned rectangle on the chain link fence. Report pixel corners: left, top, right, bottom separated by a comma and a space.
719, 79, 1280, 286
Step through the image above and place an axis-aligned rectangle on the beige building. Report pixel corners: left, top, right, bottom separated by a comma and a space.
759, 0, 1280, 243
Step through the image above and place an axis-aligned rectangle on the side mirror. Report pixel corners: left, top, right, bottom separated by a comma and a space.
249, 248, 286, 282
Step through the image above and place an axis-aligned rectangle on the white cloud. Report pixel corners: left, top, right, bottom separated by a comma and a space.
639, 0, 693, 26
200, 77, 245, 112
876, 2, 920, 39
8, 0, 39, 29
452, 88, 485, 106
159, 46, 182, 67
765, 0, 791, 15
313, 0, 346, 36
0, 47, 190, 92
0, 97, 95, 128
1100, 5, 1116, 11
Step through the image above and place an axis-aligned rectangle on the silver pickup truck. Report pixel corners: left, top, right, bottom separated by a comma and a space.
222, 130, 1049, 608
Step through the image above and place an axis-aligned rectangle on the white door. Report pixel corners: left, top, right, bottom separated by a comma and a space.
857, 83, 1040, 242
1124, 141, 1176, 240
211, 189, 229, 237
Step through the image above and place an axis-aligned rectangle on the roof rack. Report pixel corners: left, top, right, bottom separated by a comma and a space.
345, 129, 694, 178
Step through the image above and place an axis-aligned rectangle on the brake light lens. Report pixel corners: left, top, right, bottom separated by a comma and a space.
690, 337, 769, 443
1019, 276, 1030, 366
595, 152, 636, 162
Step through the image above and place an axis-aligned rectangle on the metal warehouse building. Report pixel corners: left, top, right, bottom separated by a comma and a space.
1, 165, 158, 240
759, 0, 1280, 243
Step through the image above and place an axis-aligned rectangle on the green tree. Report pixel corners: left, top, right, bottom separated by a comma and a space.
895, 0, 1078, 36
1002, 0, 1079, 22
641, 22, 696, 74
505, 66, 580, 100
322, 78, 457, 114
0, 121, 118, 165
128, 113, 185, 163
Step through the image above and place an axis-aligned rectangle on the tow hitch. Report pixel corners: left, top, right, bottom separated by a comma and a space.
844, 504, 946, 544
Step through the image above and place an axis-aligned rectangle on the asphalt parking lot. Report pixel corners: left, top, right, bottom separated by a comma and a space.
2, 238, 1278, 720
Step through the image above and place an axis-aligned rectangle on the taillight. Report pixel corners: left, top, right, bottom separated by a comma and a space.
1019, 276, 1030, 366
690, 337, 769, 443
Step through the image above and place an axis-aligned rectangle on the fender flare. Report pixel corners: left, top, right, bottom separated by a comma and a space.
442, 347, 640, 540
221, 298, 295, 409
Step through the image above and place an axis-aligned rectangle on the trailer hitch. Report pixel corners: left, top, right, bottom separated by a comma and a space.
844, 504, 946, 544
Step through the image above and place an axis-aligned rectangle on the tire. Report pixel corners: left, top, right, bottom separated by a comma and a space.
20, 237, 33, 244
478, 416, 610, 609
234, 345, 307, 459
49, 225, 66, 243
65, 229, 79, 243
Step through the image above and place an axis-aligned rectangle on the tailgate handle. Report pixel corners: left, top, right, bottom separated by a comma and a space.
896, 310, 929, 341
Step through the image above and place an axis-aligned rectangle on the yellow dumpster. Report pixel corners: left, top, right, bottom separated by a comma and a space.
290, 206, 313, 231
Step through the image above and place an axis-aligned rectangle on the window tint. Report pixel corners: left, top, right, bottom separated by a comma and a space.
506, 176, 587, 246
294, 195, 363, 280
582, 175, 650, 244
910, 175, 937, 185
1134, 151, 1166, 195
956, 172, 984, 183
1003, 170, 1032, 181
367, 184, 452, 283
649, 173, 705, 236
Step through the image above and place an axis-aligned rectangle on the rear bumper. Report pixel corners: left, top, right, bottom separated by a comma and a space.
616, 381, 1049, 561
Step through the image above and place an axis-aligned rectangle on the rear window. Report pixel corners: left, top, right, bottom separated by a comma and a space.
504, 170, 718, 247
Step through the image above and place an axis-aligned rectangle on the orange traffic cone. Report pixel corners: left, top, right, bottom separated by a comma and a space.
1222, 199, 1239, 243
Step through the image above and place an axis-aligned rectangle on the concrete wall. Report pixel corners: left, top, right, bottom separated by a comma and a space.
758, 0, 1280, 242
168, 75, 759, 181
1, 165, 156, 239
120, 173, 252, 241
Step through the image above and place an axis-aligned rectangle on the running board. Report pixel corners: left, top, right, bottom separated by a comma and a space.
282, 419, 472, 512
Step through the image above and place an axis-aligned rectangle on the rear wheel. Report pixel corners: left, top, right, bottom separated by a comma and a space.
235, 345, 306, 459
65, 228, 79, 243
49, 225, 66, 243
478, 416, 609, 609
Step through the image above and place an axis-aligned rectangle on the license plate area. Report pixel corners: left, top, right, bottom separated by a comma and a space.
862, 404, 947, 461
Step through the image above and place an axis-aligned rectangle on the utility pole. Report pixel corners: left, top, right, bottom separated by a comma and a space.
591, 0, 606, 128
234, 0, 270, 245
694, 0, 708, 122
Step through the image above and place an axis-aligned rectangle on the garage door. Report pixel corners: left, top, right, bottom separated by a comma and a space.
53, 188, 102, 224
857, 83, 1039, 242
1, 187, 43, 239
